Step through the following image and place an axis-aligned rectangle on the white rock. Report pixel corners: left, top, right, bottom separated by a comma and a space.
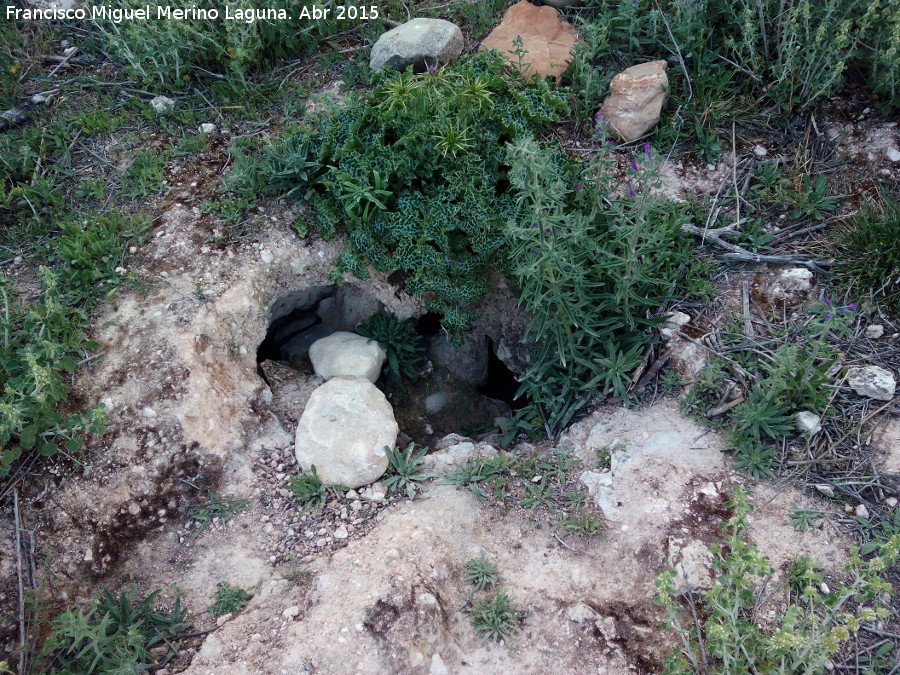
309, 332, 386, 383
216, 613, 232, 626
886, 497, 898, 508
198, 123, 216, 134
294, 377, 398, 488
425, 391, 449, 415
856, 504, 870, 519
668, 538, 714, 594
779, 268, 813, 292
282, 606, 300, 619
370, 18, 464, 71
566, 602, 600, 623
260, 249, 274, 264
753, 145, 768, 157
422, 441, 496, 471
361, 482, 387, 502
865, 324, 885, 339
333, 525, 349, 539
815, 484, 835, 498
795, 411, 822, 436
887, 147, 900, 163
847, 366, 896, 401
660, 311, 691, 340
600, 60, 669, 142
150, 95, 175, 113
430, 654, 449, 675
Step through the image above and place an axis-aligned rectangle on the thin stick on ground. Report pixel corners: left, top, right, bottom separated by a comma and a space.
13, 490, 27, 675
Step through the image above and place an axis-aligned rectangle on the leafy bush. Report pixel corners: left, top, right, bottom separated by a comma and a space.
285, 465, 345, 514
468, 591, 521, 645
0, 270, 108, 477
578, 0, 893, 114
504, 129, 712, 433
208, 582, 249, 617
465, 556, 502, 591
836, 198, 900, 312
356, 311, 425, 392
267, 53, 569, 340
41, 587, 190, 674
382, 443, 434, 499
864, 0, 900, 106
680, 303, 844, 479
656, 487, 898, 674
89, 0, 338, 88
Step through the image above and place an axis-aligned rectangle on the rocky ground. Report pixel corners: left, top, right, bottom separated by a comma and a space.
2, 3, 900, 673
2, 171, 896, 672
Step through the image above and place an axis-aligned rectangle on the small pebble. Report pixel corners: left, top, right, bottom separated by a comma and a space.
865, 324, 884, 339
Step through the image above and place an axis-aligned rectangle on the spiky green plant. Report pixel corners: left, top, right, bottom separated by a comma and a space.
382, 443, 435, 499
356, 311, 425, 393
468, 591, 521, 645
836, 199, 900, 311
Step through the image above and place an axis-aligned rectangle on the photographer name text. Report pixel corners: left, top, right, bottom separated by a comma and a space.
8, 4, 378, 23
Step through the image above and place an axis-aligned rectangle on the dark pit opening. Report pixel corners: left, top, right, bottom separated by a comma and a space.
479, 338, 530, 411
257, 303, 325, 365
414, 311, 443, 338
256, 287, 528, 447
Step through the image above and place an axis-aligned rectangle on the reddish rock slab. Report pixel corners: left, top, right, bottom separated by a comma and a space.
480, 0, 579, 83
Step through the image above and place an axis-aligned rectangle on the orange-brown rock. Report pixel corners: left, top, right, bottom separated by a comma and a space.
601, 60, 669, 142
480, 1, 579, 83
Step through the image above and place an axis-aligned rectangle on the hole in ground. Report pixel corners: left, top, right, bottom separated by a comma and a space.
256, 286, 528, 447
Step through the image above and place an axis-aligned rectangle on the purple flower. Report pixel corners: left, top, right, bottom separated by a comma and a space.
630, 161, 638, 171
427, 64, 436, 73
545, 228, 551, 233
606, 140, 616, 146
532, 222, 538, 227
643, 141, 652, 158
576, 183, 583, 189
626, 180, 635, 197
596, 112, 603, 122
845, 303, 857, 310
823, 296, 831, 306
825, 312, 834, 318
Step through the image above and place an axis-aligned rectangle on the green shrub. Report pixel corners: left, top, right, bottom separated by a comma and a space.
864, 0, 900, 106
208, 582, 249, 617
41, 587, 190, 674
836, 199, 900, 312
465, 556, 502, 591
285, 465, 346, 514
356, 311, 425, 392
267, 53, 569, 340
0, 270, 108, 477
579, 0, 888, 113
382, 443, 434, 499
468, 591, 521, 645
89, 0, 338, 87
656, 487, 898, 674
504, 129, 712, 433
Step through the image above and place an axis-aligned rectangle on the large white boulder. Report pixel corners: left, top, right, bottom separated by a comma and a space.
369, 18, 464, 71
309, 331, 386, 383
295, 377, 398, 488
